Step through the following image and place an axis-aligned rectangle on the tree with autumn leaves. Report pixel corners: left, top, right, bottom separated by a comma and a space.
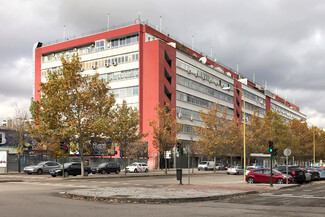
148, 103, 182, 174
196, 103, 325, 166
29, 55, 115, 176
109, 100, 147, 175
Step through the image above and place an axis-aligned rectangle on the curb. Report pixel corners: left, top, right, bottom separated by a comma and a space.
0, 180, 23, 183
61, 190, 259, 204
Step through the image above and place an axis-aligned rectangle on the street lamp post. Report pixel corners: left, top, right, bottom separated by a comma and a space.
312, 126, 316, 167
223, 86, 246, 182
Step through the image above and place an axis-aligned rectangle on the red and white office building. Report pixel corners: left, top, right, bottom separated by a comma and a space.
34, 21, 306, 169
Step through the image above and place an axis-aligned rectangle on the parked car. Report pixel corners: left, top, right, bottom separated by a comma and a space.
246, 168, 294, 184
49, 162, 91, 177
314, 167, 325, 179
306, 167, 320, 181
216, 163, 226, 170
303, 169, 312, 183
125, 162, 149, 173
227, 165, 244, 175
245, 166, 256, 175
91, 162, 120, 174
23, 161, 61, 175
198, 161, 215, 171
274, 166, 305, 184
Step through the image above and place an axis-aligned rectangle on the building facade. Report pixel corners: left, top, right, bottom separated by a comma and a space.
34, 22, 306, 169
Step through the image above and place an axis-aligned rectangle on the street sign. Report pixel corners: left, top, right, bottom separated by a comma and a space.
284, 148, 291, 157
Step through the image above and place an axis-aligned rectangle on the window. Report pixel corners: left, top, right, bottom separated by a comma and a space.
164, 68, 171, 84
120, 38, 125, 46
111, 39, 119, 48
95, 40, 105, 51
164, 86, 171, 101
165, 51, 172, 67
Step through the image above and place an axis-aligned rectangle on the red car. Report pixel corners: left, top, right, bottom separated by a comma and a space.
246, 168, 293, 184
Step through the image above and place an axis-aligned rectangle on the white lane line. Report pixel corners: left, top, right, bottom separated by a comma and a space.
262, 193, 325, 199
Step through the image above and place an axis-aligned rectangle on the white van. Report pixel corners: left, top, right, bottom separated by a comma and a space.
198, 161, 215, 171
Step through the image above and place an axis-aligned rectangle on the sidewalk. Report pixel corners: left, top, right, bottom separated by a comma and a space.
60, 170, 299, 203
1, 170, 300, 203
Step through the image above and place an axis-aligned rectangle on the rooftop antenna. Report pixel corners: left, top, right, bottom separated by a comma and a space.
253, 73, 255, 83
210, 46, 213, 59
264, 80, 267, 90
237, 64, 239, 74
159, 16, 162, 32
135, 11, 142, 23
63, 25, 66, 41
107, 13, 110, 30
191, 36, 194, 50
275, 87, 278, 95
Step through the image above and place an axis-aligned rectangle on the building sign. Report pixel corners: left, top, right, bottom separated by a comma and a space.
0, 151, 7, 168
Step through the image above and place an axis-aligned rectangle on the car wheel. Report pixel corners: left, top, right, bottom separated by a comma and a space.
205, 167, 207, 171
134, 169, 138, 173
101, 170, 106, 174
84, 171, 89, 176
227, 173, 230, 175
115, 169, 120, 174
247, 178, 254, 184
51, 175, 56, 177
276, 178, 284, 184
198, 169, 200, 171
64, 171, 69, 177
145, 169, 148, 173
37, 169, 43, 175
28, 173, 32, 175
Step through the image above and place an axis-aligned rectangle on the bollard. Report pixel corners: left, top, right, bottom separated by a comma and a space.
176, 168, 183, 185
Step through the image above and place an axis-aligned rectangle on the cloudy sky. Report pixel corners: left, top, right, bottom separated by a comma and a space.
1, 0, 324, 127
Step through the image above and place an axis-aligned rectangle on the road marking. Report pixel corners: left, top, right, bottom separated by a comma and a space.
261, 193, 325, 200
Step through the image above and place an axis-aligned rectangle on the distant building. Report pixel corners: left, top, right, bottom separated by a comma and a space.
34, 21, 306, 169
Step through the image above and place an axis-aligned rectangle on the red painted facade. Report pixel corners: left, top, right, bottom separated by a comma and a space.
141, 39, 176, 169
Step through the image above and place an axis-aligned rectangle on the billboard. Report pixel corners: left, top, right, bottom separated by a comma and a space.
0, 151, 7, 168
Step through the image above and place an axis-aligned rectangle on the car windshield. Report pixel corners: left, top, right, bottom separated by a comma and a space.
98, 163, 107, 168
131, 163, 138, 166
64, 162, 77, 168
37, 162, 46, 166
200, 162, 207, 165
273, 169, 281, 174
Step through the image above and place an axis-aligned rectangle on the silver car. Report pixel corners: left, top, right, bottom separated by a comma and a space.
23, 161, 61, 175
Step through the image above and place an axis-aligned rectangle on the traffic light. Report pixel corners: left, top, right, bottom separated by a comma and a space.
64, 145, 69, 154
60, 141, 64, 150
273, 148, 278, 156
176, 142, 183, 155
269, 141, 273, 153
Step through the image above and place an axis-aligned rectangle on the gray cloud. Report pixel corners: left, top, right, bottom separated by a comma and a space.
1, 0, 325, 127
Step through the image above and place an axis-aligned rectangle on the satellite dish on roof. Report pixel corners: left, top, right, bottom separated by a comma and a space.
215, 67, 224, 73
226, 72, 232, 77
199, 56, 207, 64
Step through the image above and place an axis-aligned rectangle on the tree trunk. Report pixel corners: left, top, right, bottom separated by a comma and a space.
158, 151, 160, 170
213, 156, 216, 172
80, 145, 84, 177
191, 156, 195, 173
164, 157, 168, 174
17, 153, 21, 173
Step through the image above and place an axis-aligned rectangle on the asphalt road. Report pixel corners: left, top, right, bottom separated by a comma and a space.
1, 173, 325, 217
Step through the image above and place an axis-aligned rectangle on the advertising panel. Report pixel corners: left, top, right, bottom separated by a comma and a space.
0, 151, 7, 168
